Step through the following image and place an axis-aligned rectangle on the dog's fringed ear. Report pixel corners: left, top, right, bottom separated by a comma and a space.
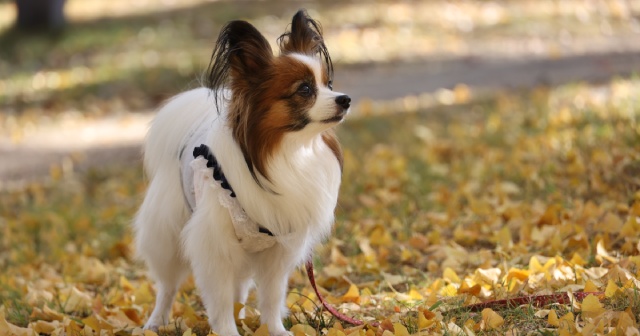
206, 20, 273, 110
279, 9, 334, 89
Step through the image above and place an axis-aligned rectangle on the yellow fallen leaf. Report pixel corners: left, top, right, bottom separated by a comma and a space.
529, 256, 543, 273
608, 265, 640, 288
82, 315, 115, 334
457, 281, 481, 296
29, 305, 64, 321
253, 324, 269, 336
400, 248, 413, 262
234, 303, 245, 321
59, 286, 93, 314
418, 310, 435, 329
581, 294, 605, 318
290, 324, 316, 336
76, 256, 108, 285
393, 323, 409, 336
369, 226, 392, 247
584, 279, 598, 293
331, 246, 349, 266
358, 239, 376, 259
341, 284, 360, 304
605, 280, 620, 298
570, 252, 587, 266
560, 312, 575, 324
408, 234, 428, 251
65, 320, 83, 335
326, 327, 346, 336
120, 275, 135, 292
463, 318, 477, 333
143, 329, 159, 336
119, 308, 141, 326
440, 284, 458, 297
505, 268, 529, 282
182, 328, 192, 336
596, 240, 620, 263
538, 204, 561, 225
548, 309, 559, 327
495, 226, 513, 249
107, 309, 142, 329
475, 268, 501, 285
558, 312, 576, 335
481, 308, 504, 330
443, 267, 461, 284
25, 286, 54, 306
30, 320, 59, 334
620, 215, 640, 237
600, 212, 623, 233
617, 310, 637, 332
134, 282, 155, 305
408, 289, 423, 301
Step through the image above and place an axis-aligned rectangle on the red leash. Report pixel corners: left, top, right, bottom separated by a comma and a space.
305, 261, 379, 327
306, 260, 604, 328
458, 291, 605, 312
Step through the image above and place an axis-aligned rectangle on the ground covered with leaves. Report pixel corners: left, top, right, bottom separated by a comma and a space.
1, 77, 639, 335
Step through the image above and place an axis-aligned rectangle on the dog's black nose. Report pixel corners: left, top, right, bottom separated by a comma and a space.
335, 95, 351, 109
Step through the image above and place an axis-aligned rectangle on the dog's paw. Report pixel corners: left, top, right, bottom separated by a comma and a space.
143, 324, 160, 333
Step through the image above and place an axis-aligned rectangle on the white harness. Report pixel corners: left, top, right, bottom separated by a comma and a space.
179, 122, 293, 253
189, 156, 280, 253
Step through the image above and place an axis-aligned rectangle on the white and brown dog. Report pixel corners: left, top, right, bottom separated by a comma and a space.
133, 10, 349, 335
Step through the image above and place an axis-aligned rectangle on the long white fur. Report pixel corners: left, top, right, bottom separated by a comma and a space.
133, 54, 344, 336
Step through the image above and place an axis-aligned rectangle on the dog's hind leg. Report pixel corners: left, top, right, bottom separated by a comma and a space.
139, 245, 190, 331
134, 177, 191, 330
144, 263, 188, 330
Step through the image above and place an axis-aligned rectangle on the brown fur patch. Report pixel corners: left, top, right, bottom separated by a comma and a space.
229, 55, 318, 183
216, 12, 339, 187
322, 129, 343, 171
278, 9, 333, 88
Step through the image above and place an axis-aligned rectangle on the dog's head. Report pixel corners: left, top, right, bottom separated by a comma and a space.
207, 10, 348, 185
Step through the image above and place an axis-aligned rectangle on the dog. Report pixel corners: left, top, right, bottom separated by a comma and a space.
132, 9, 349, 335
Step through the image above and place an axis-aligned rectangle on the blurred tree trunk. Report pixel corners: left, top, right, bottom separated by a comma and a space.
15, 0, 66, 30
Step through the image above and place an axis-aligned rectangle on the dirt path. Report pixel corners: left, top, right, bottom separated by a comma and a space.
337, 50, 640, 101
2, 49, 640, 187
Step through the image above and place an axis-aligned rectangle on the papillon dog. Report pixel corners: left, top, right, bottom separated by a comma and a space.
132, 10, 349, 335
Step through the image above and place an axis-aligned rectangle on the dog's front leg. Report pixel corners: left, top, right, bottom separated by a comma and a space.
183, 206, 244, 336
254, 249, 293, 336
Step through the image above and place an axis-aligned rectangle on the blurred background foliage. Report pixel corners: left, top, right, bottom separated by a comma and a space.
1, 0, 639, 117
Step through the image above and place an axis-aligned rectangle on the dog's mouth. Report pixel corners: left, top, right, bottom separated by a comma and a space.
321, 110, 347, 124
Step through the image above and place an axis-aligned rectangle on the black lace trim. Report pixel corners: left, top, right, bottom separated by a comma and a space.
193, 144, 236, 198
192, 144, 274, 237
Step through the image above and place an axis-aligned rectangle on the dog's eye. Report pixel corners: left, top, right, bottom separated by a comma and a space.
328, 80, 333, 91
297, 83, 312, 97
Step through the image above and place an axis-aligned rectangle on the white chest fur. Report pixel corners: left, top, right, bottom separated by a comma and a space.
206, 116, 341, 246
